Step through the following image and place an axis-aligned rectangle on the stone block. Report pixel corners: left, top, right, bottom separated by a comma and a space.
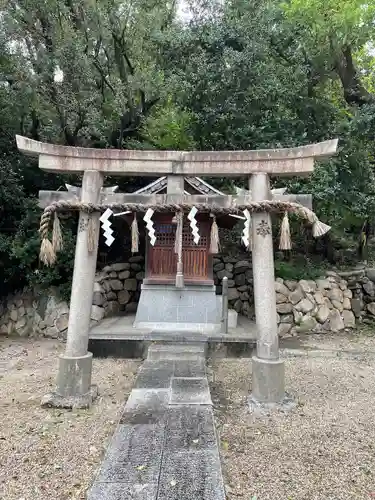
316, 305, 330, 324
366, 268, 375, 283
118, 290, 130, 305
118, 270, 130, 280
323, 309, 344, 332
44, 326, 59, 338
126, 302, 138, 313
225, 263, 234, 272
280, 314, 293, 324
93, 282, 103, 293
276, 293, 287, 304
233, 299, 242, 312
15, 316, 26, 329
295, 298, 314, 313
289, 287, 304, 305
235, 273, 246, 286
234, 260, 251, 273
314, 291, 325, 305
213, 262, 224, 272
106, 291, 117, 300
92, 292, 104, 306
10, 309, 17, 322
56, 314, 69, 332
285, 280, 297, 291
91, 305, 105, 322
342, 310, 355, 328
135, 361, 175, 389
129, 255, 144, 263
295, 315, 317, 333
316, 279, 331, 290
157, 450, 225, 500
351, 298, 363, 317
367, 302, 375, 316
130, 263, 142, 271
88, 482, 158, 500
332, 300, 344, 312
276, 303, 293, 314
278, 323, 292, 337
275, 282, 289, 296
363, 281, 375, 296
327, 288, 343, 302
124, 279, 138, 291
227, 288, 239, 301
109, 279, 123, 291
111, 262, 130, 271
170, 377, 212, 405
343, 289, 353, 299
96, 424, 164, 485
105, 302, 121, 315
299, 280, 317, 293
216, 269, 233, 280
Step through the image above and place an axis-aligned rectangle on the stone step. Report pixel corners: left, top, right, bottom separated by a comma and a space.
147, 342, 206, 361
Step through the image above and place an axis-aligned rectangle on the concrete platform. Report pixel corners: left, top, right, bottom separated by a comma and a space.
89, 314, 257, 343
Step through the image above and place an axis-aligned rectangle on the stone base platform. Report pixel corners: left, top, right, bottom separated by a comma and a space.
89, 314, 257, 343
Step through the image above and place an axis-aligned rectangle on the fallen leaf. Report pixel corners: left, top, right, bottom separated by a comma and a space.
170, 479, 177, 487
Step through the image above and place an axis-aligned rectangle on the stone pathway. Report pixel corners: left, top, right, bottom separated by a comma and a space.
87, 343, 226, 500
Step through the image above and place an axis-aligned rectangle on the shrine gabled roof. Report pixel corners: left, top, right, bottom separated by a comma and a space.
134, 176, 225, 196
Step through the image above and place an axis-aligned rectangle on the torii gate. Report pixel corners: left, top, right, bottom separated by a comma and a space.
16, 135, 338, 410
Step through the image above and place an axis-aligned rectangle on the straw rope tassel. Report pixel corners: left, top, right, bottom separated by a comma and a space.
210, 215, 220, 254
279, 212, 292, 250
131, 213, 139, 253
40, 237, 56, 266
87, 215, 96, 253
312, 219, 331, 237
52, 212, 63, 253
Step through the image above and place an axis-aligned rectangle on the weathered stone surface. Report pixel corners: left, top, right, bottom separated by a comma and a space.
130, 263, 142, 271
343, 297, 351, 310
278, 323, 292, 337
284, 280, 297, 291
111, 263, 130, 271
365, 268, 375, 283
342, 310, 355, 328
235, 274, 246, 286
327, 288, 343, 302
316, 279, 331, 290
276, 303, 293, 314
299, 280, 316, 293
289, 287, 304, 305
124, 279, 137, 291
276, 293, 287, 304
324, 310, 345, 332
280, 314, 293, 324
363, 280, 375, 296
316, 305, 330, 324
351, 298, 363, 317
343, 289, 353, 299
106, 291, 117, 300
367, 302, 375, 316
128, 255, 144, 263
275, 282, 289, 296
295, 298, 314, 314
296, 316, 317, 333
118, 290, 130, 305
228, 288, 239, 301
136, 271, 145, 281
237, 285, 248, 292
56, 314, 69, 332
10, 309, 17, 322
332, 300, 344, 312
213, 262, 225, 272
233, 299, 242, 313
91, 305, 105, 322
118, 270, 130, 280
225, 263, 234, 272
240, 291, 249, 300
216, 270, 233, 280
314, 291, 325, 305
234, 260, 251, 273
92, 292, 104, 306
109, 279, 123, 291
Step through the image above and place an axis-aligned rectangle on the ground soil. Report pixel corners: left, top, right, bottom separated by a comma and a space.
209, 328, 375, 500
0, 338, 141, 500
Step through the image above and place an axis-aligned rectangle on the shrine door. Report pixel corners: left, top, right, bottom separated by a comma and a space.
146, 214, 212, 284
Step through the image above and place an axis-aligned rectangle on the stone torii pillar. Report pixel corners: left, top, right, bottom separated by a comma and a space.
16, 135, 338, 410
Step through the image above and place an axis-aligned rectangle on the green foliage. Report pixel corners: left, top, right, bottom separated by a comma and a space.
2, 0, 375, 296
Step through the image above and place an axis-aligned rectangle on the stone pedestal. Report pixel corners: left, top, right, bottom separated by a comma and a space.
134, 284, 222, 333
43, 170, 103, 408
249, 173, 287, 408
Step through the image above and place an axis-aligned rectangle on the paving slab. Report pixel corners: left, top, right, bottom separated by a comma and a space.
165, 406, 217, 451
120, 389, 170, 425
135, 361, 175, 389
157, 450, 226, 500
88, 482, 158, 500
173, 359, 206, 378
169, 377, 212, 405
96, 424, 165, 485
